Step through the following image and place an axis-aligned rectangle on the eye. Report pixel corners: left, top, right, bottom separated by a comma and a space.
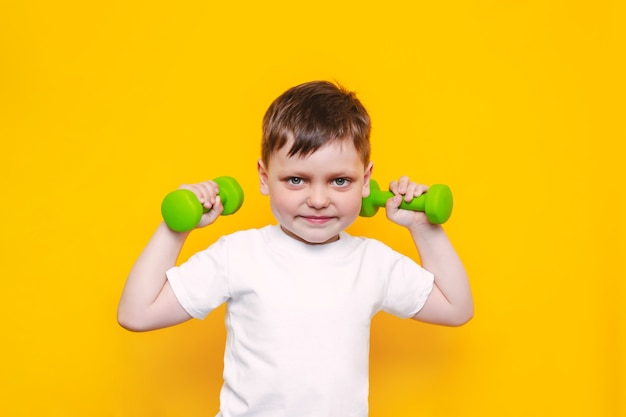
287, 177, 303, 185
332, 178, 350, 187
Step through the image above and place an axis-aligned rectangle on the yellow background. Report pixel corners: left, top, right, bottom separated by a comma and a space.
1, 1, 624, 416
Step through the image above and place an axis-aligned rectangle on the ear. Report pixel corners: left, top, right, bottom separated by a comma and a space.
361, 162, 373, 198
257, 159, 270, 196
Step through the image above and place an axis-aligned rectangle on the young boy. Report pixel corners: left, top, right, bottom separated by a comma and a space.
118, 80, 473, 417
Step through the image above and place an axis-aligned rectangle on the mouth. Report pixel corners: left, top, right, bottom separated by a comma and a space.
299, 215, 335, 225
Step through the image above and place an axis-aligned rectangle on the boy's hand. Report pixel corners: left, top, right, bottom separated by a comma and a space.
385, 176, 431, 229
178, 180, 224, 228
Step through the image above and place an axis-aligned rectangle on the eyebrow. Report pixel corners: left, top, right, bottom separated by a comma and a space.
279, 169, 360, 179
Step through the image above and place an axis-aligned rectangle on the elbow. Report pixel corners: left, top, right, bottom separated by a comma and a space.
117, 317, 138, 332
117, 313, 138, 332
450, 313, 473, 327
448, 305, 474, 327
117, 308, 149, 332
413, 304, 474, 327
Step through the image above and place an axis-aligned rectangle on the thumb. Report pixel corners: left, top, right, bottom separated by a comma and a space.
385, 194, 403, 215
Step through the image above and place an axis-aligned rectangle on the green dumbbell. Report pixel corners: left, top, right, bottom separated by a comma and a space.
360, 180, 453, 224
161, 176, 244, 232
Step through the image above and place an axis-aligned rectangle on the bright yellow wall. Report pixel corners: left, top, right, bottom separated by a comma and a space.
1, 1, 624, 416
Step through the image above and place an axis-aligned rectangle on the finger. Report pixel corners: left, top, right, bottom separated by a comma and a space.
182, 181, 219, 208
192, 185, 211, 208
200, 181, 220, 207
385, 193, 403, 211
397, 176, 410, 195
414, 184, 429, 196
404, 182, 427, 202
388, 179, 399, 195
401, 181, 414, 202
203, 195, 224, 224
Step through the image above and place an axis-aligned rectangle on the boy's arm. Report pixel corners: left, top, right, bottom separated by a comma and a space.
117, 181, 224, 332
407, 223, 473, 326
385, 177, 474, 327
117, 223, 193, 332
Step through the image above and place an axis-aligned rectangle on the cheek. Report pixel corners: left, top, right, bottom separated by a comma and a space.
269, 189, 297, 212
338, 191, 364, 214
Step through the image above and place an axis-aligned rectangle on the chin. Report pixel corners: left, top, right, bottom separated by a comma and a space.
283, 226, 340, 245
304, 235, 340, 245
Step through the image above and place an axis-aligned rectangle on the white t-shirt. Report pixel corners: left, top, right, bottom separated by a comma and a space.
166, 225, 434, 417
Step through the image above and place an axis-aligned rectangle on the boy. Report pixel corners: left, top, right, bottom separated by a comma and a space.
118, 80, 473, 416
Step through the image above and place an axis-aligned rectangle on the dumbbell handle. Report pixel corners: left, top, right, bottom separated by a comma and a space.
367, 190, 429, 212
360, 180, 453, 224
161, 176, 244, 232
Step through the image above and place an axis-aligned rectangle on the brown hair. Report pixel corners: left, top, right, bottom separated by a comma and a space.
261, 81, 371, 167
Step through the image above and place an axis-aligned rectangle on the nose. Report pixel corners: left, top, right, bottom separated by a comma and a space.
306, 185, 330, 209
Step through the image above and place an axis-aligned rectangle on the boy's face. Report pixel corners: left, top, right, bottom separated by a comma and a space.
258, 140, 373, 245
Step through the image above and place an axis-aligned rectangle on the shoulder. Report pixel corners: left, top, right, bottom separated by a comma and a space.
185, 227, 268, 259
339, 233, 416, 270
221, 226, 268, 241
207, 225, 282, 254
341, 232, 396, 254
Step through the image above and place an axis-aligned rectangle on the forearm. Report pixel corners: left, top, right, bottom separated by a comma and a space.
409, 223, 473, 325
117, 222, 189, 329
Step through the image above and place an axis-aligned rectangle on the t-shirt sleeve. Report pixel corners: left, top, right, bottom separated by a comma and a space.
166, 237, 231, 319
380, 250, 434, 319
